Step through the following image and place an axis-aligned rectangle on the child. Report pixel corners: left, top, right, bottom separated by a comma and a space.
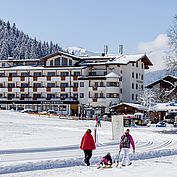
97, 152, 112, 168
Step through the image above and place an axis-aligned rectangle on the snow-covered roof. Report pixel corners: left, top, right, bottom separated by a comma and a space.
110, 102, 147, 110
149, 102, 177, 112
105, 72, 120, 78
0, 65, 86, 71
80, 54, 152, 67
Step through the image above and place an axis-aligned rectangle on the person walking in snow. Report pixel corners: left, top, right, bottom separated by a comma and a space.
80, 129, 96, 166
119, 129, 135, 166
97, 114, 101, 127
97, 152, 113, 168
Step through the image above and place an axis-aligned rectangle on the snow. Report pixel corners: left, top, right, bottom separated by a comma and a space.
0, 110, 177, 176
105, 72, 120, 78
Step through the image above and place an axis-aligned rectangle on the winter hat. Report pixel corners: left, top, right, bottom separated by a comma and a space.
87, 129, 91, 133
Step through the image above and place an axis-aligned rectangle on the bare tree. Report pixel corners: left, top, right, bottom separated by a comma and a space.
166, 15, 177, 72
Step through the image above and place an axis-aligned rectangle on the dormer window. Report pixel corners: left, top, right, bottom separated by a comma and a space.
62, 57, 67, 66
54, 58, 60, 66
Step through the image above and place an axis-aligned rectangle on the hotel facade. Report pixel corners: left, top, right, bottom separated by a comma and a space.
0, 52, 152, 116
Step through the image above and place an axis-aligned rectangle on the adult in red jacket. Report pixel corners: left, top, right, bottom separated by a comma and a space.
80, 129, 96, 166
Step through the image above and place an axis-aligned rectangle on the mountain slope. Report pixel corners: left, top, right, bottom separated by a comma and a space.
0, 19, 62, 59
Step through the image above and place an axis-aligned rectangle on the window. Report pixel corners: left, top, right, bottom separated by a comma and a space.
69, 60, 72, 66
47, 83, 56, 87
60, 83, 68, 87
132, 83, 134, 89
132, 72, 134, 78
21, 83, 28, 88
141, 85, 144, 90
136, 73, 138, 79
8, 83, 15, 88
89, 72, 96, 76
136, 84, 138, 90
136, 62, 138, 67
73, 93, 78, 99
136, 94, 138, 100
100, 82, 104, 87
141, 74, 143, 80
120, 88, 122, 94
47, 94, 55, 98
107, 82, 119, 87
80, 93, 84, 98
54, 58, 60, 66
34, 72, 41, 77
80, 82, 84, 87
132, 63, 134, 67
2, 63, 5, 67
94, 93, 98, 98
73, 82, 78, 87
50, 60, 54, 66
62, 57, 67, 66
94, 82, 99, 87
142, 63, 144, 69
0, 73, 5, 77
33, 94, 41, 98
33, 83, 42, 88
60, 93, 68, 98
47, 72, 55, 76
9, 73, 17, 77
132, 94, 134, 100
100, 92, 104, 98
61, 72, 69, 76
59, 105, 67, 111
21, 72, 29, 77
73, 71, 80, 76
106, 93, 119, 98
7, 94, 15, 98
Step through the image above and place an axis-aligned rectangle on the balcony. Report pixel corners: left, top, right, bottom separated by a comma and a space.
61, 87, 65, 92
73, 87, 78, 92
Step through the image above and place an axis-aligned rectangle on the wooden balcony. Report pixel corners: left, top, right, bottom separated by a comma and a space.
8, 77, 12, 81
33, 76, 38, 81
33, 88, 37, 92
61, 87, 65, 92
46, 87, 51, 92
73, 76, 77, 80
21, 76, 25, 81
20, 88, 25, 92
73, 87, 78, 92
8, 88, 12, 92
61, 76, 65, 81
47, 76, 51, 81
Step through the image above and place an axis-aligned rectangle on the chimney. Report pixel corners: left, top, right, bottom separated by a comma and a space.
119, 44, 123, 54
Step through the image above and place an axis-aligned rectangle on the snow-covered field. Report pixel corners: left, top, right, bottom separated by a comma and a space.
0, 110, 177, 177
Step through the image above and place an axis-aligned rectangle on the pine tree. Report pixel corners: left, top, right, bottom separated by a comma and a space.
0, 19, 62, 59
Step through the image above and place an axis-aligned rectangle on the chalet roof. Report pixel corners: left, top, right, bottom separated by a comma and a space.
41, 51, 83, 61
146, 75, 177, 88
79, 54, 153, 68
110, 102, 147, 110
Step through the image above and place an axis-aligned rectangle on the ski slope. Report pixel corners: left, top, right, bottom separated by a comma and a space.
0, 110, 177, 176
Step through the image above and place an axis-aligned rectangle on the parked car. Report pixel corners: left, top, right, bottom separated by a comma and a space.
21, 109, 34, 113
174, 122, 177, 127
156, 121, 166, 127
47, 110, 58, 115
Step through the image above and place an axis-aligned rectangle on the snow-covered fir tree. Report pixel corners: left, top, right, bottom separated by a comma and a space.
0, 19, 62, 59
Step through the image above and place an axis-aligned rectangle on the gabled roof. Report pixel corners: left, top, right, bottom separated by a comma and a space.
41, 51, 83, 61
146, 75, 177, 88
110, 102, 147, 110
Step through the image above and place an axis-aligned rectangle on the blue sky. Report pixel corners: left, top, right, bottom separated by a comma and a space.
0, 0, 176, 54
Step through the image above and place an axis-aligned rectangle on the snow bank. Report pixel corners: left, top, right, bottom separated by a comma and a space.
1, 148, 177, 175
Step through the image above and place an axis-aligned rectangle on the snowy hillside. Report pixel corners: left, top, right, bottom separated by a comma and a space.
1, 110, 177, 176
66, 46, 100, 56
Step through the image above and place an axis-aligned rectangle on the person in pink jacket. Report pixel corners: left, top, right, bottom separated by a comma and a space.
119, 129, 135, 166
